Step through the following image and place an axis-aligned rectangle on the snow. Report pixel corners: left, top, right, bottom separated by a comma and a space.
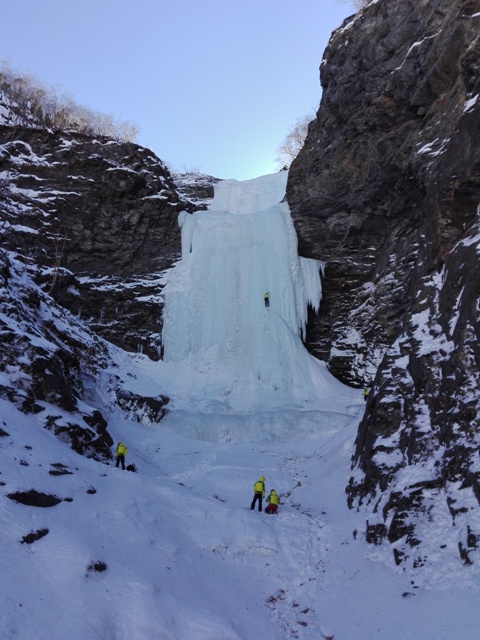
393, 34, 439, 72
449, 284, 464, 335
3, 372, 479, 640
416, 138, 449, 157
463, 94, 479, 113
210, 172, 288, 215
1, 172, 479, 639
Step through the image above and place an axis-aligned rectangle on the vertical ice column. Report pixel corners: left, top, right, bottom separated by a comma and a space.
162, 201, 322, 365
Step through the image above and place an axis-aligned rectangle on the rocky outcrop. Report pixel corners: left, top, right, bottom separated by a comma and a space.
287, 0, 480, 567
173, 172, 220, 209
0, 125, 188, 359
289, 0, 480, 384
0, 250, 114, 458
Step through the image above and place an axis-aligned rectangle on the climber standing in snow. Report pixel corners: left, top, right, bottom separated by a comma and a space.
251, 475, 265, 511
265, 489, 279, 515
363, 388, 370, 402
264, 292, 270, 307
115, 442, 128, 470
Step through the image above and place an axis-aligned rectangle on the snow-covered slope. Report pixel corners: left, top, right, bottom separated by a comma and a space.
1, 172, 479, 640
2, 348, 478, 640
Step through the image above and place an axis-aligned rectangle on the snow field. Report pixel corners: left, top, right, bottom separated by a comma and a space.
2, 375, 480, 639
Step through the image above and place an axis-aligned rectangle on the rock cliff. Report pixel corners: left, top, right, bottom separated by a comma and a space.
287, 0, 480, 567
0, 124, 187, 359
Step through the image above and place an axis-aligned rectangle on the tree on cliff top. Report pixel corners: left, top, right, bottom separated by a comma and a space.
275, 113, 314, 170
0, 60, 138, 142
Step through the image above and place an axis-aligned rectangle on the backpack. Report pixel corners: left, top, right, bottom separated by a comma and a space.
126, 464, 137, 473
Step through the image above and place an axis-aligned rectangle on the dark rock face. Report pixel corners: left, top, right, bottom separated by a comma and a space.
0, 126, 188, 359
49, 463, 73, 476
115, 388, 169, 424
0, 250, 114, 459
287, 0, 480, 567
288, 0, 480, 384
173, 172, 221, 209
7, 490, 62, 507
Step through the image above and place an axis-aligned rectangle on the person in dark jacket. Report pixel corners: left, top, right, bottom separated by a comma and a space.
250, 475, 265, 511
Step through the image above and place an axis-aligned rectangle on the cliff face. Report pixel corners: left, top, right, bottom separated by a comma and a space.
288, 0, 480, 567
0, 248, 115, 459
0, 125, 187, 358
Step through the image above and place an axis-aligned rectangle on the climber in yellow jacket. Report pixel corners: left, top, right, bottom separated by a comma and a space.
115, 442, 128, 470
265, 489, 279, 515
250, 475, 265, 512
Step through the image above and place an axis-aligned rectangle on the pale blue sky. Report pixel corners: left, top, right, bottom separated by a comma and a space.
0, 0, 354, 180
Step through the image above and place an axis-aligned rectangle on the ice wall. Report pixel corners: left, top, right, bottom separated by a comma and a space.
161, 171, 326, 410
210, 171, 289, 215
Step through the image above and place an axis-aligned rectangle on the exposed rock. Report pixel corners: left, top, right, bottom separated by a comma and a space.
288, 0, 480, 385
115, 388, 169, 425
0, 126, 189, 359
173, 172, 221, 209
87, 561, 107, 573
21, 528, 49, 544
8, 490, 62, 507
0, 250, 113, 459
287, 0, 480, 567
0, 108, 184, 460
365, 521, 387, 546
49, 463, 73, 476
44, 413, 112, 460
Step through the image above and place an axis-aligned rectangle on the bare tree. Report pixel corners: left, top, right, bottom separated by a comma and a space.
114, 118, 139, 143
337, 0, 369, 8
275, 113, 314, 170
0, 60, 139, 143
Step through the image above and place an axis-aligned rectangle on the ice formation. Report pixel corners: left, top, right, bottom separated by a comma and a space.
209, 171, 289, 215
161, 171, 332, 411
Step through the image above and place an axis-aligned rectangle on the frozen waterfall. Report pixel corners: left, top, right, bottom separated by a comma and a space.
161, 171, 337, 412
